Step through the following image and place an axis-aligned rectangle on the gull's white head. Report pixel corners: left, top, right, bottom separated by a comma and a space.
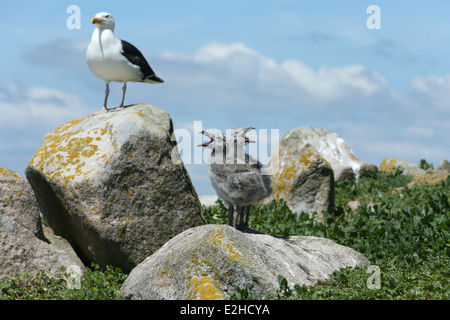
91, 12, 115, 31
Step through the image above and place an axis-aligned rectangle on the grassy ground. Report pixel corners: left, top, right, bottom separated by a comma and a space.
1, 164, 449, 300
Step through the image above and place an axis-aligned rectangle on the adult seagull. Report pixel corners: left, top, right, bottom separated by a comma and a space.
86, 12, 163, 111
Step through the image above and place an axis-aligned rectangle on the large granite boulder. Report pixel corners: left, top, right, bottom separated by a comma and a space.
0, 166, 84, 279
120, 224, 370, 300
266, 142, 334, 221
25, 104, 204, 273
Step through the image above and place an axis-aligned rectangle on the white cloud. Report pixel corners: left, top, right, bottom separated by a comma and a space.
280, 60, 388, 101
0, 81, 95, 175
410, 74, 450, 111
192, 41, 261, 64
0, 83, 93, 128
156, 41, 394, 114
181, 42, 443, 104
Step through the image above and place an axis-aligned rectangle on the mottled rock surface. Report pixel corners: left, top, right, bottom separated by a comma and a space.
379, 157, 425, 176
121, 224, 370, 300
278, 126, 377, 181
266, 142, 334, 221
26, 104, 204, 272
1, 166, 84, 279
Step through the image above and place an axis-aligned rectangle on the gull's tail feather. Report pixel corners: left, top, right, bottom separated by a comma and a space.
144, 74, 164, 84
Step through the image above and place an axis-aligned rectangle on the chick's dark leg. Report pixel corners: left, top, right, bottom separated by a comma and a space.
228, 204, 234, 227
237, 206, 245, 229
244, 205, 251, 228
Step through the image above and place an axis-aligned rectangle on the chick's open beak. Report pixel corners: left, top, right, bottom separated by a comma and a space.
91, 17, 104, 24
244, 127, 256, 143
198, 131, 213, 147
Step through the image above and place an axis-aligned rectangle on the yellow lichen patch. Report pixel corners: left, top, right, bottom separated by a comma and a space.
30, 131, 76, 170
100, 125, 110, 136
379, 157, 399, 171
30, 130, 102, 183
126, 152, 134, 162
408, 169, 449, 187
161, 268, 169, 276
211, 229, 244, 262
181, 228, 247, 296
188, 276, 225, 300
52, 118, 84, 135
27, 112, 125, 185
271, 162, 298, 199
270, 144, 327, 201
282, 164, 297, 181
124, 216, 134, 225
0, 167, 21, 179
67, 137, 98, 159
298, 145, 317, 170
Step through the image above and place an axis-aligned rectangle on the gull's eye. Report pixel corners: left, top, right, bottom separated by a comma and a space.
105, 15, 110, 18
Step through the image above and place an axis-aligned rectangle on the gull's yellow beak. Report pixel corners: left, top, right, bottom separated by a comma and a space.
91, 17, 104, 24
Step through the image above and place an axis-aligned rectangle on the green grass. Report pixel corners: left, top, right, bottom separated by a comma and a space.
0, 265, 127, 300
1, 165, 448, 300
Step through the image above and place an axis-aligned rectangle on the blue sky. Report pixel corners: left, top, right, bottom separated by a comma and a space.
1, 0, 449, 195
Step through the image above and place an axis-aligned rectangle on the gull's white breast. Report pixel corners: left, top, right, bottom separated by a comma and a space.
86, 29, 142, 82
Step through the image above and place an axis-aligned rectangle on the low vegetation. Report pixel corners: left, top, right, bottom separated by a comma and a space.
0, 265, 126, 300
1, 161, 448, 299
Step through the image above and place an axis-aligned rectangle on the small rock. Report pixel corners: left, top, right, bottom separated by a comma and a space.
120, 224, 370, 300
0, 166, 45, 240
407, 169, 449, 188
347, 199, 380, 214
0, 166, 84, 280
379, 158, 449, 188
379, 157, 425, 176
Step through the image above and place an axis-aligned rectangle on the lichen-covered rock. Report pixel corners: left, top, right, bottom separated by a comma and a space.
379, 158, 425, 176
407, 169, 449, 188
1, 166, 84, 279
278, 126, 377, 181
379, 158, 449, 188
266, 142, 334, 221
25, 104, 204, 272
120, 224, 370, 300
0, 166, 44, 240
